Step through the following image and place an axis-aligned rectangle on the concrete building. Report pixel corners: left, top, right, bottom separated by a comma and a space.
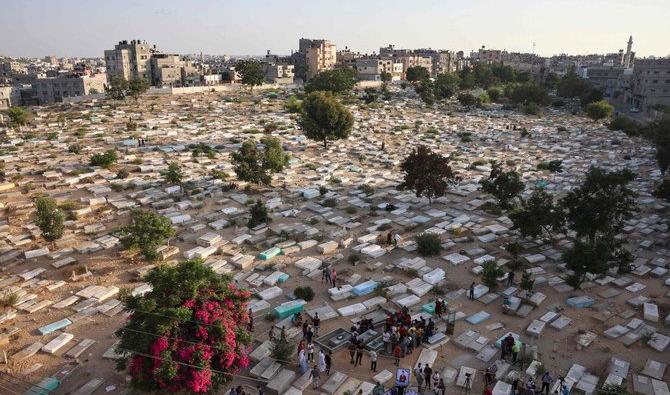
624, 36, 634, 69
355, 58, 402, 81
582, 66, 625, 97
472, 46, 506, 64
32, 72, 106, 105
0, 86, 21, 109
630, 58, 670, 112
263, 64, 294, 84
302, 39, 336, 80
104, 40, 156, 82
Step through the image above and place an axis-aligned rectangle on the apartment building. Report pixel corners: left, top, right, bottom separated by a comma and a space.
104, 40, 156, 82
32, 72, 106, 105
630, 58, 670, 112
0, 86, 21, 109
355, 58, 402, 81
302, 39, 336, 80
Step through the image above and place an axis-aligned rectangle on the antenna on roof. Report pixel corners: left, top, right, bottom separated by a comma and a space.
532, 42, 536, 55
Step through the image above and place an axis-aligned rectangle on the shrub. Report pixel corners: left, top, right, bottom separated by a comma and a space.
319, 186, 328, 196
90, 150, 118, 168
248, 200, 269, 228
608, 115, 640, 136
0, 291, 19, 308
520, 271, 535, 292
345, 206, 357, 214
522, 102, 542, 116
653, 179, 670, 202
361, 184, 375, 196
322, 198, 337, 208
116, 168, 129, 179
348, 253, 361, 265
294, 286, 315, 301
68, 143, 82, 154
416, 233, 442, 256
482, 261, 503, 289
585, 100, 613, 120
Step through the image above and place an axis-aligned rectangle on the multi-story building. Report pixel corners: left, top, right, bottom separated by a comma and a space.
581, 66, 625, 97
0, 86, 22, 109
32, 72, 106, 105
302, 39, 336, 80
471, 46, 506, 64
263, 51, 295, 84
629, 58, 670, 112
355, 58, 402, 81
150, 54, 201, 87
104, 40, 156, 82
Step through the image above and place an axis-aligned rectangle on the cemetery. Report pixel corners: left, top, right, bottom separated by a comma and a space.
0, 85, 669, 395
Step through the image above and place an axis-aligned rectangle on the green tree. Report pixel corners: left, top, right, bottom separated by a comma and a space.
380, 71, 392, 83
645, 117, 670, 174
509, 189, 565, 241
520, 271, 534, 292
231, 140, 271, 185
505, 241, 522, 270
486, 87, 501, 102
433, 73, 460, 100
363, 87, 378, 104
585, 100, 613, 120
304, 69, 357, 95
557, 69, 591, 98
405, 66, 430, 82
399, 145, 460, 205
508, 82, 550, 105
654, 179, 670, 202
608, 115, 640, 136
261, 136, 290, 173
35, 196, 65, 245
128, 78, 150, 101
416, 233, 442, 256
560, 167, 636, 244
116, 259, 252, 393
537, 160, 563, 173
482, 261, 503, 290
161, 162, 183, 185
299, 91, 354, 148
236, 60, 265, 92
285, 95, 302, 113
479, 162, 525, 209
271, 328, 293, 362
105, 75, 129, 100
563, 237, 615, 287
600, 384, 630, 395
415, 79, 435, 105
5, 107, 32, 130
90, 149, 118, 169
248, 200, 269, 228
457, 92, 477, 106
119, 209, 176, 261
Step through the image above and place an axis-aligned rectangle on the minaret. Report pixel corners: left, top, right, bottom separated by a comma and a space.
624, 35, 633, 68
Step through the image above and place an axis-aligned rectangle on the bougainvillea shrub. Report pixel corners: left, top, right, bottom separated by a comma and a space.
116, 259, 252, 393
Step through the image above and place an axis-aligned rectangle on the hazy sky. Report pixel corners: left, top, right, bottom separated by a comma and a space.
1, 0, 669, 58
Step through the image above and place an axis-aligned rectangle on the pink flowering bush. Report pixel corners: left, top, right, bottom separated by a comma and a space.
116, 259, 252, 393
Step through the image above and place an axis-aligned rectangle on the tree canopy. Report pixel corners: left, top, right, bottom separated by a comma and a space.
119, 209, 176, 261
231, 138, 289, 185
299, 91, 354, 148
236, 60, 265, 91
248, 200, 270, 229
116, 259, 252, 393
106, 75, 129, 100
509, 189, 565, 240
128, 78, 150, 101
35, 196, 65, 244
162, 162, 183, 185
90, 149, 118, 169
585, 100, 614, 120
304, 69, 357, 95
645, 117, 670, 174
5, 106, 32, 128
399, 145, 460, 204
457, 92, 477, 107
433, 73, 460, 100
479, 162, 525, 209
405, 66, 430, 82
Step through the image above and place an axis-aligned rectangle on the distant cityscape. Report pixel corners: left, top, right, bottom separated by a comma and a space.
1, 36, 669, 115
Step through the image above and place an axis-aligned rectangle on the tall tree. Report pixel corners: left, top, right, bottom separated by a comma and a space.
248, 200, 270, 228
35, 196, 65, 246
162, 162, 183, 185
106, 75, 129, 100
304, 69, 357, 95
399, 145, 460, 205
5, 107, 32, 130
457, 92, 477, 107
479, 162, 525, 209
116, 259, 252, 393
119, 209, 176, 261
405, 66, 430, 82
433, 73, 460, 100
260, 137, 290, 173
299, 91, 354, 148
560, 167, 636, 243
128, 78, 150, 101
236, 60, 265, 92
415, 80, 435, 105
231, 141, 272, 185
646, 117, 670, 174
509, 189, 565, 241
380, 71, 392, 83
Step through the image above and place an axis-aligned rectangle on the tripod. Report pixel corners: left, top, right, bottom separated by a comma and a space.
462, 375, 472, 395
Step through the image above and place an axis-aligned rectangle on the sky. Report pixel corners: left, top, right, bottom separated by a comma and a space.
1, 0, 669, 59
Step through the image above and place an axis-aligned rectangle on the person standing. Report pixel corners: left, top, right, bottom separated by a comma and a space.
393, 344, 401, 366
435, 299, 442, 317
256, 385, 264, 395
319, 349, 326, 373
541, 372, 553, 395
512, 340, 521, 363
355, 343, 364, 366
247, 309, 254, 332
432, 370, 440, 391
437, 378, 446, 395
313, 313, 321, 336
310, 365, 320, 389
414, 363, 424, 391
382, 330, 390, 353
469, 282, 476, 300
349, 343, 356, 364
325, 351, 332, 375
423, 364, 433, 390
307, 342, 314, 362
331, 268, 337, 287
369, 349, 377, 372
507, 270, 515, 286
